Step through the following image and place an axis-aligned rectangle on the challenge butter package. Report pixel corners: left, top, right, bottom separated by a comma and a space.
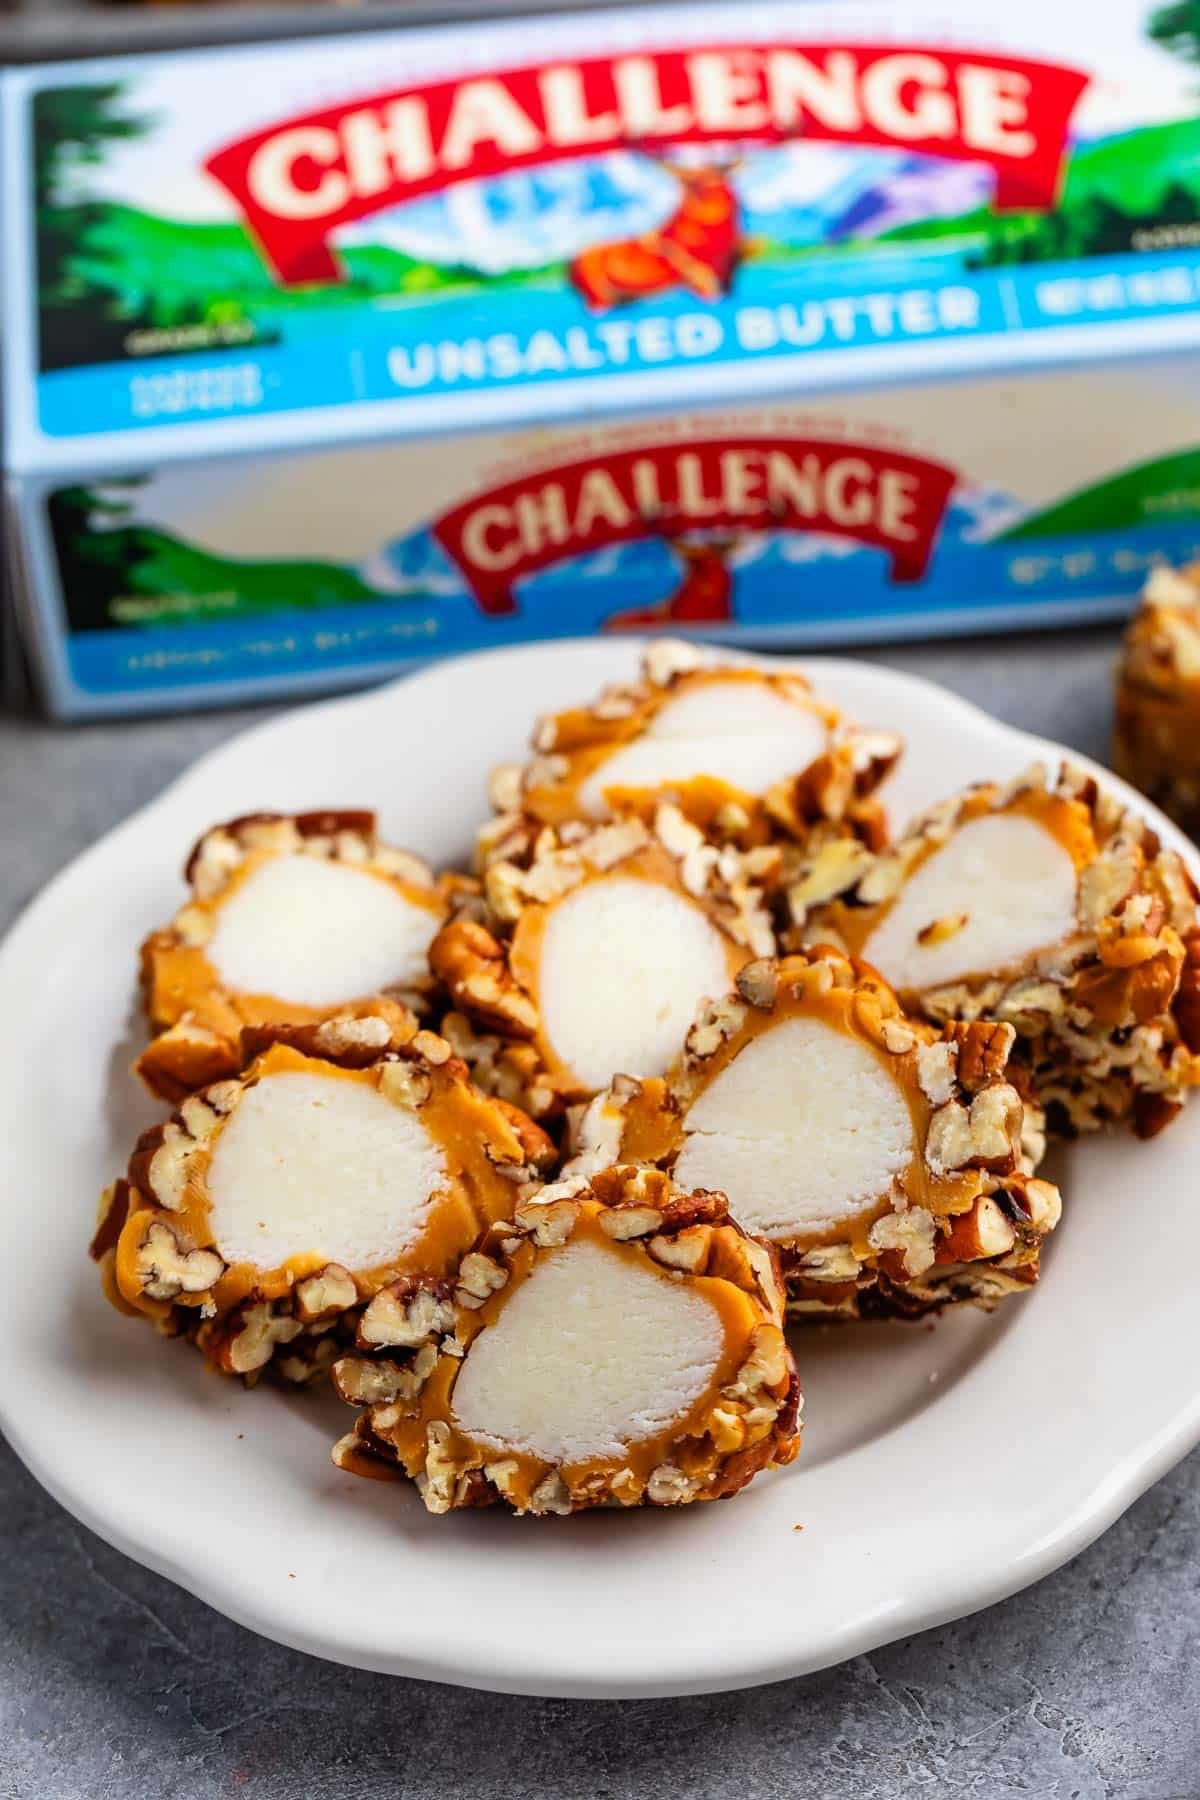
5, 0, 1200, 715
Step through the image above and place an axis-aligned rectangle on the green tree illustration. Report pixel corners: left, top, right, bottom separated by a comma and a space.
1149, 3, 1200, 61
48, 482, 152, 633
34, 85, 153, 369
35, 87, 144, 293
953, 10, 1200, 269
978, 191, 1137, 266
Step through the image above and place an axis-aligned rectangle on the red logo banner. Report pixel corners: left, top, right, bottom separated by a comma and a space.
204, 45, 1089, 285
430, 436, 958, 615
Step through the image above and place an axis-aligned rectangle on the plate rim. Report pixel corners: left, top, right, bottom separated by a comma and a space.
3, 636, 1198, 1699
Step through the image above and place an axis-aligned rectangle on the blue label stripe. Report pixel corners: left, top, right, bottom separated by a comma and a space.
37, 252, 1200, 442
64, 518, 1200, 699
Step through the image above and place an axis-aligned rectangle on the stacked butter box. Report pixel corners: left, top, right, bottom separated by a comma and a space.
5, 0, 1200, 716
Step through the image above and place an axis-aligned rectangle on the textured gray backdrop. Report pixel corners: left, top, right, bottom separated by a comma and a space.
3, 628, 1195, 1800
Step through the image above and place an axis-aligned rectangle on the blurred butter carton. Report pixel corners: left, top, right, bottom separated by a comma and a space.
5, 0, 1200, 715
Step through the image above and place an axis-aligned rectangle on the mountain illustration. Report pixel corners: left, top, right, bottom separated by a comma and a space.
877, 118, 1200, 264
345, 154, 680, 274
359, 480, 1029, 606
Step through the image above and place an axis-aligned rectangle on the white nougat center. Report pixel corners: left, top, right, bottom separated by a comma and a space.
672, 1016, 912, 1239
578, 679, 827, 816
451, 1238, 724, 1463
861, 813, 1079, 993
206, 1071, 446, 1270
206, 854, 440, 1007
537, 876, 733, 1091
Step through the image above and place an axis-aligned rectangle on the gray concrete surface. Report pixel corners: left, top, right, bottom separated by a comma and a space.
3, 628, 1197, 1800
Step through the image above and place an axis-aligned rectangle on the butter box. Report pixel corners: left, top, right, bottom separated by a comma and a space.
5, 0, 1200, 714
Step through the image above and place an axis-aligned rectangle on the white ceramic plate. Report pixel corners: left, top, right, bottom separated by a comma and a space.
3, 639, 1199, 1700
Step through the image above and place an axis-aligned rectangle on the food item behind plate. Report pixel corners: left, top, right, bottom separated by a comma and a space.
93, 1019, 555, 1384
568, 949, 1060, 1319
331, 1166, 800, 1515
137, 810, 458, 1102
1115, 564, 1200, 839
792, 763, 1200, 1138
489, 639, 899, 852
